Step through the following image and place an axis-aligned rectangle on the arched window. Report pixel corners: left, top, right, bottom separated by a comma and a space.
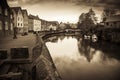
5, 9, 8, 16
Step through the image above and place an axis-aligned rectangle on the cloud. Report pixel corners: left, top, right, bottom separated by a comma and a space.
75, 0, 120, 9
7, 0, 120, 9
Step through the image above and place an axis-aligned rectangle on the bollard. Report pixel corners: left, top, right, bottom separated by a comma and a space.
10, 47, 29, 59
0, 49, 8, 59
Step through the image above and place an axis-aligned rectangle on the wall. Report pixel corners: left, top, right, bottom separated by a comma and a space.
23, 12, 28, 33
0, 2, 11, 37
28, 18, 33, 32
33, 19, 41, 32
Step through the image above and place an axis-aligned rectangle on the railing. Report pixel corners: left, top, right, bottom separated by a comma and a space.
41, 29, 82, 40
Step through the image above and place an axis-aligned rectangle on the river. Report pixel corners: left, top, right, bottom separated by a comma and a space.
45, 35, 120, 80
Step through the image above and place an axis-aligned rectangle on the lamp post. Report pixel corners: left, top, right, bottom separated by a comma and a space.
13, 27, 17, 39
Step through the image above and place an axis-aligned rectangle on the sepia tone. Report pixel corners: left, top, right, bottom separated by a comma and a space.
0, 0, 120, 80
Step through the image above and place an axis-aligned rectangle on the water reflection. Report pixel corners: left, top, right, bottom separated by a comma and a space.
46, 35, 120, 80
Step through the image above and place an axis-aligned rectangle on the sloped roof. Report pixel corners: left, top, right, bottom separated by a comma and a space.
22, 9, 28, 16
28, 14, 40, 20
0, 0, 10, 9
48, 21, 59, 26
11, 7, 21, 14
105, 15, 120, 22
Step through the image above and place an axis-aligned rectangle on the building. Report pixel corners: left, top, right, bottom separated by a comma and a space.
48, 21, 59, 31
28, 14, 41, 32
11, 7, 24, 33
22, 9, 28, 34
58, 22, 66, 30
104, 15, 120, 28
41, 19, 47, 31
70, 23, 77, 29
0, 0, 12, 37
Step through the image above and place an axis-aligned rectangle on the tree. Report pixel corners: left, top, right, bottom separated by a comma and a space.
78, 8, 97, 32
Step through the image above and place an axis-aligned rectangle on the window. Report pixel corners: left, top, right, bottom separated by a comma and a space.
11, 23, 13, 30
0, 21, 2, 30
114, 22, 116, 25
18, 23, 19, 26
5, 22, 8, 30
110, 23, 113, 27
0, 5, 2, 14
10, 15, 13, 19
106, 22, 109, 26
5, 9, 7, 15
18, 17, 19, 21
18, 11, 21, 14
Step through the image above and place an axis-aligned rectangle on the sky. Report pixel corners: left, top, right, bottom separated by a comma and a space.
7, 0, 120, 23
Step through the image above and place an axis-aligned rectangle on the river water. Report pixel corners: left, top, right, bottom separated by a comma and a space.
45, 35, 120, 80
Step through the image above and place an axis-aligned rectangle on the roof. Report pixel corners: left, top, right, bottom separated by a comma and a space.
105, 15, 120, 22
0, 0, 10, 9
11, 7, 22, 14
21, 9, 28, 16
49, 21, 59, 25
28, 14, 40, 20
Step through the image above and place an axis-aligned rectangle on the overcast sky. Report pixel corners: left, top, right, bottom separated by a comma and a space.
7, 0, 120, 23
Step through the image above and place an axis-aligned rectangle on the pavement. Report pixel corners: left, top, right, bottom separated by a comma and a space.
0, 33, 37, 59
0, 32, 62, 80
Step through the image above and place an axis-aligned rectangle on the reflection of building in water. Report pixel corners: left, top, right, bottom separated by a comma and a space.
46, 35, 120, 80
78, 38, 120, 62
59, 35, 65, 41
46, 36, 59, 43
90, 41, 120, 61
77, 38, 96, 62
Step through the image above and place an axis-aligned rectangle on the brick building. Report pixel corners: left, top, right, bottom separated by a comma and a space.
0, 0, 12, 37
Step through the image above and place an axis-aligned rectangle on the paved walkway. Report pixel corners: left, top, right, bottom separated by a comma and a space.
0, 33, 36, 58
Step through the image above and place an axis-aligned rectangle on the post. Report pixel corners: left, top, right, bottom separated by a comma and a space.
13, 27, 17, 39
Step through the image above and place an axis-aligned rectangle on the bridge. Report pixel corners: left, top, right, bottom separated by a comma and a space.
40, 28, 83, 40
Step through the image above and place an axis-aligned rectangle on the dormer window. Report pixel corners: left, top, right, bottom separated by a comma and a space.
5, 9, 8, 16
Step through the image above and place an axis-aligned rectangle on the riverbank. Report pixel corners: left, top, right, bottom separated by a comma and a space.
0, 33, 61, 80
83, 28, 120, 44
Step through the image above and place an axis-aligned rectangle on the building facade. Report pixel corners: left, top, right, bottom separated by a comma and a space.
22, 9, 28, 34
28, 15, 41, 32
58, 22, 66, 30
0, 0, 12, 37
11, 7, 24, 33
104, 15, 120, 28
41, 19, 47, 31
48, 21, 59, 31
